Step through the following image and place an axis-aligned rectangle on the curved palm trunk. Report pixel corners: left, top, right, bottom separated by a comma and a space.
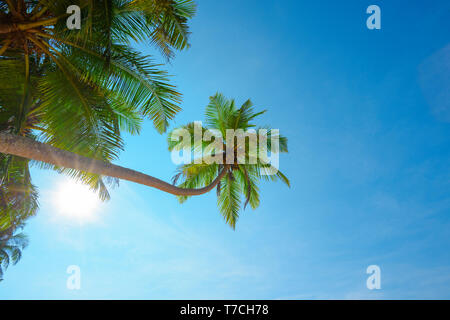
0, 133, 227, 197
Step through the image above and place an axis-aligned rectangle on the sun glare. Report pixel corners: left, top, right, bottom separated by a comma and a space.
53, 180, 101, 222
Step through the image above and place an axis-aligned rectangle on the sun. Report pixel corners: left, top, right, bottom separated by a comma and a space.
53, 179, 101, 222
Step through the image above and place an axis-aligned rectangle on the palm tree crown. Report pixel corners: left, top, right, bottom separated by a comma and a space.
168, 93, 290, 229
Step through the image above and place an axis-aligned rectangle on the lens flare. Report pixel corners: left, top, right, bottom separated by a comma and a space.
53, 179, 100, 222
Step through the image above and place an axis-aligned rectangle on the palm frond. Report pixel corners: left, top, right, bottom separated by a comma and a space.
217, 171, 241, 229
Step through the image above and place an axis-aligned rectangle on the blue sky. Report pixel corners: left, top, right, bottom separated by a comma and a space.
1, 0, 450, 299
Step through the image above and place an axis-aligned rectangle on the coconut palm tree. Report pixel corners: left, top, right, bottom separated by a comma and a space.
0, 223, 29, 281
168, 93, 290, 228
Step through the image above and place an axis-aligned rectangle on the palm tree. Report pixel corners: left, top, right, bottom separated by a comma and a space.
168, 93, 290, 228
